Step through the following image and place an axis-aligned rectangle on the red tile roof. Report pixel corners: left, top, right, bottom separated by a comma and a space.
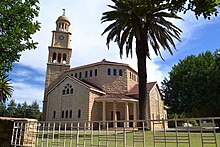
68, 59, 137, 74
126, 82, 157, 95
96, 94, 134, 99
69, 76, 105, 94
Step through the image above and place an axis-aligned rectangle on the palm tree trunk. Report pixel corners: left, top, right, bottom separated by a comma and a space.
136, 39, 149, 129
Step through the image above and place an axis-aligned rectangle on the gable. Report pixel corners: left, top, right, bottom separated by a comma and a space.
46, 75, 105, 95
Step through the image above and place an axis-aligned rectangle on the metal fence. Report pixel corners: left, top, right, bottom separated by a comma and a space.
11, 120, 146, 147
11, 117, 220, 147
152, 117, 219, 147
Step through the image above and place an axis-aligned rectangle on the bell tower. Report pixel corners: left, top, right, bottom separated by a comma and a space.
43, 10, 72, 120
45, 9, 72, 88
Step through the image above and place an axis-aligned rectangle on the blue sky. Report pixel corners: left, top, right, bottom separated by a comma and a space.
8, 0, 220, 110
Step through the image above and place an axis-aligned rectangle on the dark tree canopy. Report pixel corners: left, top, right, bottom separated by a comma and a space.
166, 0, 220, 19
162, 49, 220, 118
0, 0, 40, 76
0, 100, 42, 120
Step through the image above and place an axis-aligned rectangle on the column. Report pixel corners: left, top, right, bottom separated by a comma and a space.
125, 102, 129, 127
102, 101, 106, 128
113, 101, 117, 128
133, 102, 137, 128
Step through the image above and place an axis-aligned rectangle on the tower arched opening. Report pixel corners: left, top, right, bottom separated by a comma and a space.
52, 52, 57, 63
63, 53, 67, 64
58, 53, 61, 63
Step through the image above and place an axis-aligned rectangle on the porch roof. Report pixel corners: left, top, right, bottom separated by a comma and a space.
95, 94, 138, 102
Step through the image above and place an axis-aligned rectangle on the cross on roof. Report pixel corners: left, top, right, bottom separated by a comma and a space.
62, 9, 65, 15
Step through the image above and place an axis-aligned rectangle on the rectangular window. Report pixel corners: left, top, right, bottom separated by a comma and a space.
53, 111, 56, 119
66, 110, 68, 118
90, 70, 93, 77
95, 69, 98, 76
78, 109, 81, 118
70, 110, 72, 118
75, 73, 77, 78
79, 72, 82, 78
62, 111, 64, 118
85, 71, 88, 77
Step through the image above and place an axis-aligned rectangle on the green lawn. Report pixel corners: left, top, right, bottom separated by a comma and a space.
35, 131, 220, 147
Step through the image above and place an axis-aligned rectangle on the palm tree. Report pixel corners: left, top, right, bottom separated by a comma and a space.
0, 74, 13, 103
101, 0, 182, 128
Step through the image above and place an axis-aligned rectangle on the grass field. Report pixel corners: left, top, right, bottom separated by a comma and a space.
35, 131, 220, 147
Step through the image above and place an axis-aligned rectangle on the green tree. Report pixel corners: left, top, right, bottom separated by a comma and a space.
166, 0, 220, 19
29, 100, 42, 120
101, 0, 182, 128
0, 74, 13, 103
15, 103, 23, 118
7, 99, 17, 117
0, 0, 40, 76
21, 101, 30, 118
162, 50, 220, 118
0, 103, 7, 116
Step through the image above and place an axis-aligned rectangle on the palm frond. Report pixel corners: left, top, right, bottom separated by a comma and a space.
0, 74, 13, 103
102, 0, 182, 59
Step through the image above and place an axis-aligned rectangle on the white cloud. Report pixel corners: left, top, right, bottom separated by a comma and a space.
10, 68, 32, 77
12, 82, 44, 107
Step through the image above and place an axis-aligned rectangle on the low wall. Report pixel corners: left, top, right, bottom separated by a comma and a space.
0, 117, 37, 147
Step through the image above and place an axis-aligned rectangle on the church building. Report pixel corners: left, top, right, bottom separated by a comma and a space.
42, 12, 167, 129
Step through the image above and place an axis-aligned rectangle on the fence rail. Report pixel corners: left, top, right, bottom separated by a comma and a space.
11, 117, 220, 147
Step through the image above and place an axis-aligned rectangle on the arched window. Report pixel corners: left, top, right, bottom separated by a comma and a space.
65, 110, 68, 118
119, 69, 122, 76
63, 54, 67, 63
90, 70, 93, 77
70, 110, 72, 118
62, 89, 65, 95
66, 88, 69, 94
62, 23, 64, 29
63, 84, 73, 95
113, 69, 117, 76
75, 73, 77, 78
85, 71, 88, 78
52, 53, 56, 63
79, 72, 82, 78
78, 109, 81, 118
107, 68, 111, 75
58, 53, 61, 63
95, 69, 98, 76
